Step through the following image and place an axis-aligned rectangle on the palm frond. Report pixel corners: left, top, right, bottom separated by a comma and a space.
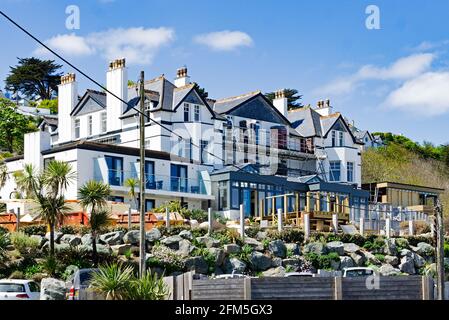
89, 209, 111, 233
42, 160, 76, 194
78, 180, 111, 213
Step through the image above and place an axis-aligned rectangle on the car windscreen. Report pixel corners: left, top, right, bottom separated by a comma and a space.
0, 283, 26, 293
346, 270, 373, 277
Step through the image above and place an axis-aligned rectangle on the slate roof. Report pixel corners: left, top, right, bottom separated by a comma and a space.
287, 107, 323, 137
70, 90, 106, 116
213, 91, 260, 115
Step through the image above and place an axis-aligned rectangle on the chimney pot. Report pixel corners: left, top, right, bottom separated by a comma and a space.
109, 58, 126, 71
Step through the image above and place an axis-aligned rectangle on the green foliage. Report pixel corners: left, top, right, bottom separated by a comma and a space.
41, 255, 62, 277
395, 238, 410, 250
158, 225, 191, 237
285, 265, 295, 273
58, 225, 79, 235
0, 226, 9, 235
24, 264, 43, 279
234, 244, 253, 264
147, 245, 185, 274
245, 226, 261, 239
189, 209, 208, 223
154, 200, 189, 218
444, 242, 449, 258
0, 233, 10, 260
39, 99, 58, 114
362, 237, 385, 252
305, 252, 340, 270
10, 231, 40, 254
267, 229, 304, 243
213, 213, 229, 225
125, 271, 168, 300
9, 271, 24, 279
265, 88, 303, 111
407, 235, 434, 247
90, 263, 134, 300
210, 230, 231, 246
374, 254, 385, 262
21, 224, 47, 236
192, 247, 215, 274
55, 246, 92, 269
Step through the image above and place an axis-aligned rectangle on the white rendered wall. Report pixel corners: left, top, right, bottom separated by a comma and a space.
106, 66, 127, 133
58, 81, 78, 144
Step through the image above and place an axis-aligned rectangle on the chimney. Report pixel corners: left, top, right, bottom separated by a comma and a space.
273, 89, 288, 116
314, 98, 333, 117
174, 66, 190, 87
58, 73, 77, 144
106, 58, 127, 132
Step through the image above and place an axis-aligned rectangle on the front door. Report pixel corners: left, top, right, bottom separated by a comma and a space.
243, 189, 251, 217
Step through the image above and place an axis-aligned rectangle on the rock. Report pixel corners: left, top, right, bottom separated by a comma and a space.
379, 264, 401, 276
198, 220, 225, 231
64, 265, 79, 278
384, 238, 398, 256
81, 233, 98, 246
144, 228, 161, 242
178, 230, 192, 240
282, 258, 301, 271
123, 230, 140, 245
350, 252, 366, 266
189, 220, 199, 229
111, 244, 132, 255
177, 239, 194, 257
185, 256, 209, 274
244, 238, 264, 251
45, 232, 63, 243
363, 251, 381, 265
255, 231, 267, 241
60, 234, 82, 247
223, 258, 246, 274
268, 240, 287, 258
214, 267, 224, 276
413, 253, 426, 268
340, 256, 355, 269
331, 259, 341, 270
343, 243, 360, 254
30, 235, 47, 247
271, 257, 283, 267
249, 252, 272, 271
209, 248, 226, 266
285, 243, 301, 256
78, 244, 93, 252
160, 235, 183, 250
99, 231, 123, 246
96, 244, 112, 255
54, 243, 70, 252
196, 236, 220, 248
385, 255, 399, 266
400, 249, 413, 257
40, 278, 67, 300
399, 256, 416, 274
262, 267, 286, 277
326, 241, 345, 256
304, 242, 327, 255
415, 242, 434, 257
223, 244, 241, 255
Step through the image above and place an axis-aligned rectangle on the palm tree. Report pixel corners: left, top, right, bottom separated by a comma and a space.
14, 164, 37, 199
90, 263, 134, 300
124, 177, 139, 228
0, 161, 7, 192
43, 160, 77, 195
78, 180, 111, 265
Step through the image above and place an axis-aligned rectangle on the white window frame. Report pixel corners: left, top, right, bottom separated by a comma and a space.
74, 119, 80, 139
101, 112, 107, 133
183, 103, 190, 122
87, 115, 93, 136
339, 131, 344, 147
329, 160, 341, 182
347, 161, 354, 182
194, 105, 200, 122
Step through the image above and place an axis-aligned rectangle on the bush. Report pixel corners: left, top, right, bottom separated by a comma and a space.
444, 243, 449, 258
375, 254, 385, 262
192, 248, 215, 274
245, 226, 261, 239
24, 264, 43, 279
125, 271, 168, 300
21, 224, 47, 236
40, 255, 63, 277
339, 234, 367, 247
147, 245, 185, 274
90, 263, 134, 300
267, 229, 304, 243
55, 246, 92, 269
210, 230, 231, 246
305, 252, 340, 270
9, 271, 24, 279
158, 225, 191, 237
0, 226, 9, 235
58, 225, 79, 235
363, 236, 385, 252
10, 232, 40, 254
407, 235, 434, 247
189, 209, 207, 223
395, 238, 409, 250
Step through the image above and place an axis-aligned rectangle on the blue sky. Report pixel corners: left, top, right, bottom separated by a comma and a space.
1, 0, 449, 144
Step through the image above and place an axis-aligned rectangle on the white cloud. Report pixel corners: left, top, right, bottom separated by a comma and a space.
194, 30, 253, 51
316, 53, 435, 96
34, 27, 175, 65
385, 72, 449, 116
34, 33, 94, 57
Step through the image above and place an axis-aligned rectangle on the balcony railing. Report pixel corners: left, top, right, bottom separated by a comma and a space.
93, 169, 209, 195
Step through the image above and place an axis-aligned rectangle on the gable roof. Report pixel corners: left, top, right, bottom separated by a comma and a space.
70, 89, 106, 116
288, 106, 322, 137
213, 91, 260, 114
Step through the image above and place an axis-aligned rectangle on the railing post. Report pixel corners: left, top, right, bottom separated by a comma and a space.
359, 217, 365, 236
243, 277, 252, 300
277, 208, 283, 232
332, 213, 338, 234
240, 204, 245, 239
334, 277, 342, 300
409, 220, 414, 236
165, 207, 170, 229
303, 213, 310, 240
207, 208, 213, 235
385, 217, 391, 238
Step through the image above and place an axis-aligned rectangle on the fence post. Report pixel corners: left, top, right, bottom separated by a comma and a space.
243, 277, 252, 300
334, 277, 342, 300
422, 276, 431, 300
277, 208, 283, 232
128, 207, 132, 230
207, 208, 213, 235
385, 218, 391, 238
409, 220, 414, 236
240, 204, 245, 239
332, 213, 338, 234
303, 213, 310, 240
16, 207, 20, 232
165, 207, 170, 229
359, 217, 365, 236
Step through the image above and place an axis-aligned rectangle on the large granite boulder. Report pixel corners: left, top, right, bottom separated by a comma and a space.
185, 256, 209, 274
244, 238, 264, 251
60, 234, 82, 247
209, 248, 226, 266
40, 278, 66, 300
81, 233, 98, 246
30, 235, 47, 247
177, 239, 195, 257
363, 251, 381, 265
161, 235, 183, 250
413, 253, 426, 268
223, 258, 247, 274
196, 236, 220, 248
268, 240, 287, 258
326, 241, 345, 256
262, 267, 286, 277
384, 238, 398, 256
343, 243, 361, 254
399, 256, 416, 274
350, 252, 366, 266
379, 264, 401, 276
178, 230, 192, 240
384, 255, 399, 266
224, 244, 241, 254
340, 256, 355, 269
282, 258, 302, 271
45, 232, 63, 243
285, 243, 301, 256
123, 230, 140, 245
304, 242, 327, 255
415, 242, 434, 257
111, 244, 132, 255
249, 252, 272, 271
99, 231, 124, 246
146, 228, 162, 242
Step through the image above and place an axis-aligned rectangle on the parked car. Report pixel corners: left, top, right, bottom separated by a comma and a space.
213, 273, 251, 280
284, 272, 315, 277
0, 279, 40, 300
66, 268, 98, 300
342, 267, 375, 277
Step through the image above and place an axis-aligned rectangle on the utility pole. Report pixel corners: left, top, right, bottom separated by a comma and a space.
435, 199, 445, 300
139, 71, 146, 278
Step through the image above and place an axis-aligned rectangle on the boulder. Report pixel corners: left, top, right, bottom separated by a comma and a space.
331, 259, 341, 270
343, 243, 360, 254
223, 244, 241, 255
400, 248, 413, 257
30, 235, 47, 247
198, 220, 225, 231
177, 239, 194, 257
340, 256, 355, 269
384, 238, 398, 256
189, 220, 199, 229
350, 252, 366, 266
54, 243, 70, 252
326, 241, 345, 256
384, 255, 399, 266
99, 231, 124, 246
223, 257, 246, 274
77, 244, 93, 252
262, 267, 286, 277
40, 278, 66, 300
244, 238, 264, 251
60, 234, 82, 247
256, 231, 267, 241
268, 240, 287, 258
209, 248, 226, 266
271, 257, 283, 267
249, 252, 272, 271
96, 244, 112, 255
282, 258, 301, 270
123, 230, 140, 245
64, 265, 79, 279
285, 243, 301, 256
196, 236, 220, 248
145, 228, 162, 242
363, 251, 381, 265
413, 253, 426, 268
45, 232, 63, 243
178, 230, 192, 240
111, 244, 132, 255
185, 256, 209, 274
160, 235, 183, 250
379, 264, 401, 276
304, 242, 327, 255
415, 242, 434, 257
399, 256, 416, 274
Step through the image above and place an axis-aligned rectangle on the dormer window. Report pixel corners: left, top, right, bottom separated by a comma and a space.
183, 103, 190, 122
339, 131, 344, 147
194, 105, 200, 122
100, 112, 107, 133
74, 119, 80, 139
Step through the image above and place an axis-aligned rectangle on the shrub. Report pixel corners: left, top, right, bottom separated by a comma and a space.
24, 264, 43, 279
395, 238, 409, 250
0, 226, 9, 235
192, 248, 215, 274
363, 236, 385, 252
267, 229, 304, 243
191, 228, 207, 239
79, 225, 91, 236
414, 221, 431, 234
245, 226, 261, 239
55, 246, 92, 269
213, 213, 229, 226
210, 230, 231, 246
10, 232, 40, 254
444, 242, 449, 258
374, 254, 385, 262
305, 252, 340, 270
147, 245, 185, 274
90, 263, 134, 300
158, 225, 191, 237
407, 235, 434, 247
58, 225, 79, 235
125, 271, 168, 300
9, 271, 24, 279
189, 209, 207, 223
40, 255, 63, 277
339, 234, 366, 247
21, 224, 47, 236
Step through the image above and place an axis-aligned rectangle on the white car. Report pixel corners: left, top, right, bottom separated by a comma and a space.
0, 279, 41, 300
342, 267, 375, 277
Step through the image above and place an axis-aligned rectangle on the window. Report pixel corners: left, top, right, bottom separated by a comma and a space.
144, 100, 151, 122
74, 119, 80, 139
200, 140, 208, 164
329, 161, 341, 182
183, 103, 190, 122
170, 164, 188, 192
108, 196, 124, 203
101, 112, 107, 133
88, 115, 93, 136
145, 199, 155, 212
105, 156, 123, 186
339, 131, 344, 147
347, 162, 354, 182
231, 187, 240, 209
43, 157, 55, 170
185, 139, 192, 160
218, 181, 228, 210
194, 105, 200, 122
331, 130, 336, 147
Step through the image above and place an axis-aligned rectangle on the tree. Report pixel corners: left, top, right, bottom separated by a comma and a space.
125, 178, 138, 210
14, 164, 37, 199
193, 83, 209, 100
5, 57, 62, 100
39, 99, 58, 114
78, 180, 111, 265
0, 98, 37, 153
0, 161, 7, 192
265, 88, 303, 111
